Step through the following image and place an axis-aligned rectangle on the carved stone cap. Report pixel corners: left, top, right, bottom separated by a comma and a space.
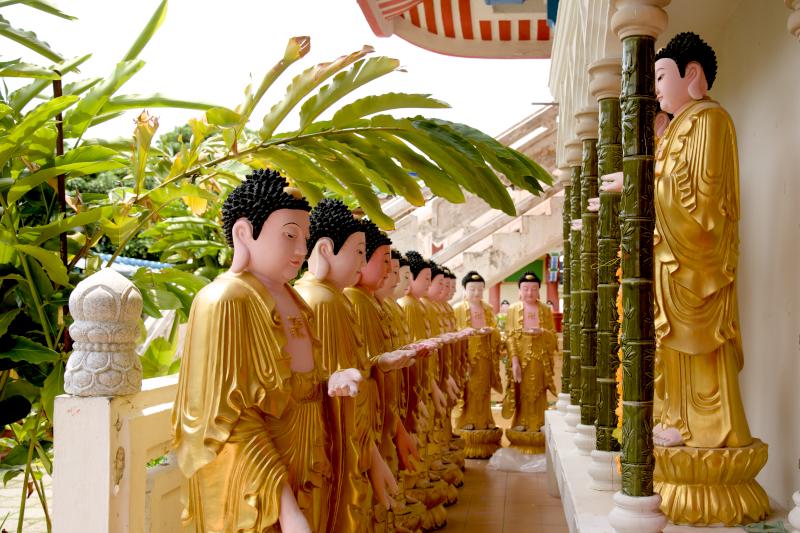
788, 0, 800, 40
589, 58, 622, 100
564, 140, 583, 167
611, 0, 669, 40
575, 107, 599, 141
555, 167, 573, 187
69, 268, 142, 326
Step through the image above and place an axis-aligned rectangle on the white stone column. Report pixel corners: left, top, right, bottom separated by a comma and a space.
564, 138, 583, 433
607, 1, 669, 531
787, 0, 800, 40
65, 268, 143, 396
573, 106, 599, 457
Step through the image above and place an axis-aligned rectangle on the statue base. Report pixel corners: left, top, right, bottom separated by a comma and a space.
565, 404, 580, 433
505, 428, 545, 454
453, 427, 503, 459
556, 393, 570, 414
589, 449, 621, 491
575, 423, 596, 456
608, 491, 668, 533
653, 438, 770, 526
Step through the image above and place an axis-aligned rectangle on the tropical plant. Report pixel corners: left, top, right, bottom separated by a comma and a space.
0, 1, 552, 531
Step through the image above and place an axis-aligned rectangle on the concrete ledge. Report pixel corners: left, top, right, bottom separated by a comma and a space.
544, 410, 786, 533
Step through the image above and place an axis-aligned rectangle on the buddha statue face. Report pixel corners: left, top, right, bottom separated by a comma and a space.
655, 32, 715, 115
381, 258, 400, 294
447, 278, 456, 300
464, 281, 485, 305
326, 231, 366, 289
409, 267, 432, 298
232, 209, 310, 284
396, 265, 412, 298
360, 244, 391, 291
428, 273, 446, 301
519, 281, 540, 306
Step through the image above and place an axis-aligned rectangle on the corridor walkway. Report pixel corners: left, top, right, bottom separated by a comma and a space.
442, 459, 569, 533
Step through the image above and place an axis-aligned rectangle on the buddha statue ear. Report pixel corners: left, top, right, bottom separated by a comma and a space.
686, 61, 709, 100
308, 237, 334, 280
230, 218, 253, 274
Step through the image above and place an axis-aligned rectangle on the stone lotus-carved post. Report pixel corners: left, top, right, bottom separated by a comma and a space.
607, 0, 669, 532
564, 138, 583, 432
588, 57, 623, 491
65, 268, 143, 396
575, 107, 600, 457
556, 168, 572, 415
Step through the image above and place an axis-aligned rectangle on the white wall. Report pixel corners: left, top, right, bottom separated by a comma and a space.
662, 0, 800, 510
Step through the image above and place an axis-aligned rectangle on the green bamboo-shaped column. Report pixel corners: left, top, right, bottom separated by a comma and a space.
575, 108, 599, 446
589, 59, 623, 455
561, 178, 572, 400
568, 156, 582, 413
618, 31, 658, 499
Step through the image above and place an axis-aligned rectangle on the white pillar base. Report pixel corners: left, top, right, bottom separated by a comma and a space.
575, 423, 596, 456
788, 491, 800, 533
565, 404, 580, 432
556, 393, 570, 414
608, 491, 668, 533
589, 450, 622, 491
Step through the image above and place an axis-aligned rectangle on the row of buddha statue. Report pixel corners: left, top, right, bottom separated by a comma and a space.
170, 170, 559, 533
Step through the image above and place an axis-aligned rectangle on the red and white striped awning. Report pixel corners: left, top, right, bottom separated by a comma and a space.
358, 0, 552, 59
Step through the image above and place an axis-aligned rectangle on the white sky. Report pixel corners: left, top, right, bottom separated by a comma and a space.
2, 1, 553, 140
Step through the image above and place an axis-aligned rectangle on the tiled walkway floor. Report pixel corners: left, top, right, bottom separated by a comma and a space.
442, 459, 568, 533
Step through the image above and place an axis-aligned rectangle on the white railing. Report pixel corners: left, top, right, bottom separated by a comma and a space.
53, 375, 182, 533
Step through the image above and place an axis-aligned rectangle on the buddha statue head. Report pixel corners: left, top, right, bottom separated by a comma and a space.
443, 268, 457, 301
427, 261, 447, 301
223, 169, 311, 285
395, 252, 412, 299
357, 218, 393, 292
518, 271, 541, 306
306, 198, 366, 290
462, 271, 486, 305
655, 32, 717, 115
405, 251, 432, 298
376, 249, 402, 299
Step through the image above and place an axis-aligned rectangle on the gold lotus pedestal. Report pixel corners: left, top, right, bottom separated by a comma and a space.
505, 428, 545, 455
454, 427, 503, 459
653, 439, 770, 526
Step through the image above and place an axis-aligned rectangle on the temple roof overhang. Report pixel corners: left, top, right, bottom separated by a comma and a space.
357, 0, 554, 59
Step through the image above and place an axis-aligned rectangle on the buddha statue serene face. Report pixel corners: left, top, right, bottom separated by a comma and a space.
518, 271, 541, 306
224, 169, 311, 286
376, 257, 400, 299
306, 199, 366, 291
655, 32, 715, 116
358, 219, 392, 292
427, 273, 446, 301
396, 264, 412, 299
464, 281, 484, 305
405, 251, 432, 298
447, 277, 456, 301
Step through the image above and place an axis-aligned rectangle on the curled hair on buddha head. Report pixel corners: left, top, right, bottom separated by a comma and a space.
442, 267, 456, 280
405, 250, 431, 279
307, 198, 362, 257
222, 168, 311, 247
391, 249, 409, 267
461, 270, 485, 288
429, 261, 444, 280
655, 31, 718, 89
360, 219, 392, 261
518, 271, 541, 287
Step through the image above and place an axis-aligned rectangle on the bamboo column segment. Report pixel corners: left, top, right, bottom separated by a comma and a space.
608, 1, 669, 531
574, 108, 599, 456
564, 139, 583, 431
558, 170, 573, 413
589, 58, 623, 455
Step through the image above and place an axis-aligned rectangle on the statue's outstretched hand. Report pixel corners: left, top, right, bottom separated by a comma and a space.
432, 383, 447, 415
570, 219, 583, 232
587, 197, 600, 213
328, 368, 362, 397
279, 483, 312, 533
369, 443, 399, 509
396, 420, 420, 471
378, 349, 416, 372
599, 171, 623, 193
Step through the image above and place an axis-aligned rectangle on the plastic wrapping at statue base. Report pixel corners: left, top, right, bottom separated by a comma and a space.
487, 446, 547, 473
653, 439, 770, 526
453, 427, 503, 459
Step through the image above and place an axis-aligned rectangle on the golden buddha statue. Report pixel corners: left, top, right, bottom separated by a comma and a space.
172, 170, 362, 533
502, 272, 557, 454
649, 32, 768, 525
293, 199, 396, 533
453, 271, 503, 458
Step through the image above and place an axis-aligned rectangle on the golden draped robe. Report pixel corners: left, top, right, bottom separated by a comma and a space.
654, 98, 752, 448
453, 301, 501, 430
502, 301, 557, 432
172, 271, 331, 533
397, 295, 431, 436
294, 273, 377, 533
